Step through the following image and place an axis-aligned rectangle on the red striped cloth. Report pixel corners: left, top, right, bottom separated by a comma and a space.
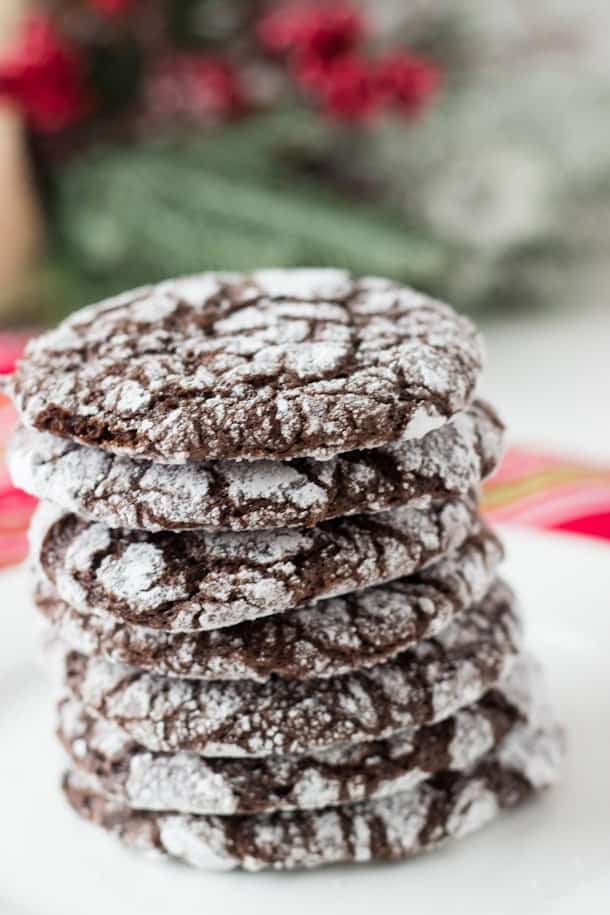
0, 332, 608, 567
482, 447, 610, 539
0, 333, 38, 568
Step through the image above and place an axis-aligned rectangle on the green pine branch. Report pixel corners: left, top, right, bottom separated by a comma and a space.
41, 114, 451, 319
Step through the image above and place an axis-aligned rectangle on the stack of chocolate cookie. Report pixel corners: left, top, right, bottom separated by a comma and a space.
9, 269, 562, 871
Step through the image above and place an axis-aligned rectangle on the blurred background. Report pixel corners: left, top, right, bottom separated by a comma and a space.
3, 0, 610, 323
0, 0, 609, 564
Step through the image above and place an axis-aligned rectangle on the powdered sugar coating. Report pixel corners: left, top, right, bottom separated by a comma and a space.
34, 493, 479, 632
11, 270, 483, 463
57, 656, 541, 816
61, 717, 563, 871
10, 402, 503, 533
36, 525, 503, 681
63, 581, 522, 758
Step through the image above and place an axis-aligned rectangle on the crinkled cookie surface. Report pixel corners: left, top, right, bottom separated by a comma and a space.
10, 401, 502, 532
11, 269, 483, 462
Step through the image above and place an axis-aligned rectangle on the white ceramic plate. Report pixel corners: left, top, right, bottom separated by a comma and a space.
1, 526, 609, 915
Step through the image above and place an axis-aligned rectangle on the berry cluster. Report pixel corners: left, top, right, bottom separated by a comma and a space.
144, 54, 248, 125
0, 2, 440, 133
259, 2, 440, 121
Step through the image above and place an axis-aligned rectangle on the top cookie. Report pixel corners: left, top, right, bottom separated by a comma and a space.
10, 269, 483, 463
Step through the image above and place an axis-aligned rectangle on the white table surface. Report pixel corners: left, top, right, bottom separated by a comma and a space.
483, 300, 610, 462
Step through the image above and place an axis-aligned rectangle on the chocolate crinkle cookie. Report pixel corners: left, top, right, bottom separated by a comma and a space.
62, 716, 564, 871
32, 492, 479, 631
35, 524, 503, 682
61, 581, 522, 758
56, 655, 544, 816
9, 400, 503, 532
8, 266, 564, 876
10, 270, 483, 463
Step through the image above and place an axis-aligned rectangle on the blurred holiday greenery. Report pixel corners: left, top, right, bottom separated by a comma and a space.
40, 113, 452, 322
1, 0, 610, 324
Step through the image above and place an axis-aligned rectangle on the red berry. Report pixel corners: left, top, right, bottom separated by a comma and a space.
376, 53, 441, 116
0, 13, 90, 132
258, 2, 365, 64
307, 54, 380, 122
